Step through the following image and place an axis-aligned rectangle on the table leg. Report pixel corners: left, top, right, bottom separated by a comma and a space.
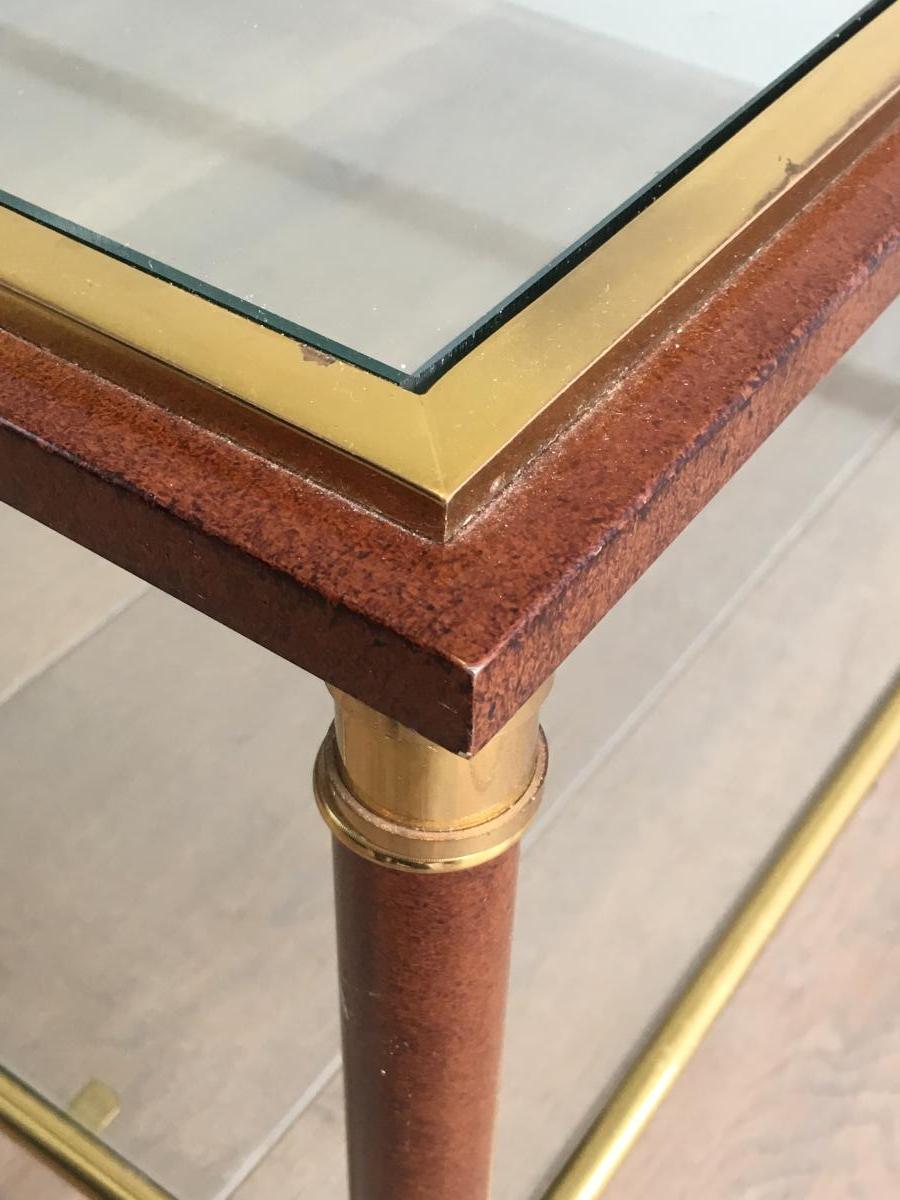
333, 841, 518, 1199
314, 684, 551, 1200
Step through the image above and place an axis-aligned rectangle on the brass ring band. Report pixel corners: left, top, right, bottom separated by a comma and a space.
314, 725, 548, 873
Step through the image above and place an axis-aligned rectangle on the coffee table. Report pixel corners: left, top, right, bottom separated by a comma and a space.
1, 4, 899, 1198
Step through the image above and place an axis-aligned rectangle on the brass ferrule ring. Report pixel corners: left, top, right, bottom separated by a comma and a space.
314, 725, 548, 873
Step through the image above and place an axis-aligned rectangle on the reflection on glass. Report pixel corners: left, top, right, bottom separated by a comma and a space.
0, 2, 877, 378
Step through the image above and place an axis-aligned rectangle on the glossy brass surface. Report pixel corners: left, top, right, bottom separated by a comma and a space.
67, 1080, 121, 1136
543, 674, 900, 1200
0, 1069, 174, 1200
1, 6, 898, 537
315, 683, 550, 871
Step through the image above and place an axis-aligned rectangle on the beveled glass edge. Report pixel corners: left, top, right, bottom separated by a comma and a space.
0, 187, 412, 388
0, 0, 892, 390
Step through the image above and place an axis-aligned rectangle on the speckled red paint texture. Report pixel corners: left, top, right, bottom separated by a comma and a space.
334, 842, 518, 1200
1, 121, 899, 753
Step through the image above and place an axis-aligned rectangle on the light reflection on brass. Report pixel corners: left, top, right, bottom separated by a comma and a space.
0, 1069, 173, 1200
332, 684, 548, 830
316, 682, 551, 871
0, 8, 897, 537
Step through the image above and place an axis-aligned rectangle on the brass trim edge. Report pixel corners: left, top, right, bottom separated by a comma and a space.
543, 673, 900, 1200
0, 1069, 175, 1200
315, 682, 551, 871
315, 725, 548, 872
1, 6, 899, 536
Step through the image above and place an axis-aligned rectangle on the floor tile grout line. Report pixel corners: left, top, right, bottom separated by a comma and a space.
199, 400, 900, 1199
0, 584, 150, 712
215, 1053, 343, 1200
525, 404, 900, 850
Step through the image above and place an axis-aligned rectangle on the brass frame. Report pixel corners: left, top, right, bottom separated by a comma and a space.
1, 5, 899, 536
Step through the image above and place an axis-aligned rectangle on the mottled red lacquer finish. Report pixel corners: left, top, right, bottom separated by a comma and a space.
333, 842, 518, 1200
1, 121, 899, 752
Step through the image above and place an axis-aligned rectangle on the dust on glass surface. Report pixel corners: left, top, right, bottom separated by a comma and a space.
0, 0, 871, 381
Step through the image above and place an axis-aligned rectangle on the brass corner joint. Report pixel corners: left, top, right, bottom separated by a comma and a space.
314, 683, 551, 872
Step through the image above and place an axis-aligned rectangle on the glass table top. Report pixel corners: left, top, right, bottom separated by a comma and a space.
0, 0, 883, 387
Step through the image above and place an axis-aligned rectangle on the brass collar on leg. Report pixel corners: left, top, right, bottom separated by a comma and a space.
314, 683, 551, 872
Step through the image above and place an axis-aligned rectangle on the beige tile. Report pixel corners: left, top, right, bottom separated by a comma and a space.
0, 504, 144, 706
609, 749, 900, 1200
235, 406, 900, 1200
233, 1078, 346, 1200
839, 294, 900, 383
540, 303, 900, 816
0, 591, 335, 1200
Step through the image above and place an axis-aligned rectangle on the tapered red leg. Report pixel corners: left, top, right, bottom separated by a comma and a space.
314, 683, 551, 1200
334, 841, 519, 1200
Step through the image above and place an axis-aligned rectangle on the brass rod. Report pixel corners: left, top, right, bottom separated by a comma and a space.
544, 674, 900, 1200
0, 1070, 174, 1200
